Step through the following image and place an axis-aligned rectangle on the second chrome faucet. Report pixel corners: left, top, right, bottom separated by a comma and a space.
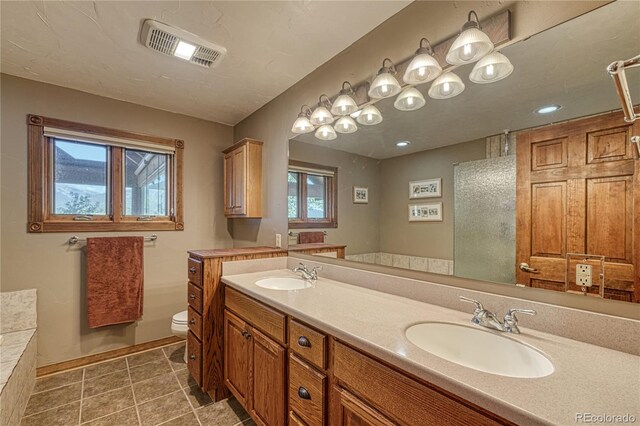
460, 296, 536, 334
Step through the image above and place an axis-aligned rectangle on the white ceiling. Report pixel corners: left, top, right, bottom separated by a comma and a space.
293, 1, 640, 159
0, 1, 410, 125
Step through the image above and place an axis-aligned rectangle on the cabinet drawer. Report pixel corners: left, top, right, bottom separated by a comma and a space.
225, 287, 286, 344
289, 354, 325, 426
187, 306, 202, 341
187, 257, 203, 288
333, 341, 505, 426
187, 283, 203, 313
289, 319, 326, 370
187, 331, 202, 387
289, 411, 307, 426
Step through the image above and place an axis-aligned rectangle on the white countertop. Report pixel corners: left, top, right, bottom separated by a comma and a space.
222, 269, 640, 426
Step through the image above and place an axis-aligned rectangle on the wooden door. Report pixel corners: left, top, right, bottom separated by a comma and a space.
223, 153, 234, 215
516, 110, 639, 302
232, 145, 247, 215
249, 327, 286, 426
331, 386, 394, 426
224, 310, 250, 407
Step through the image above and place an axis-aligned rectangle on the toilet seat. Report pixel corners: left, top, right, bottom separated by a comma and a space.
172, 310, 188, 325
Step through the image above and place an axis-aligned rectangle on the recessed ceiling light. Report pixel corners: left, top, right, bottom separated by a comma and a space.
535, 104, 562, 114
174, 40, 197, 60
396, 141, 411, 147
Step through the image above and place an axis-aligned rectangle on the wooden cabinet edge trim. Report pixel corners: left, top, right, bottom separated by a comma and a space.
222, 137, 264, 154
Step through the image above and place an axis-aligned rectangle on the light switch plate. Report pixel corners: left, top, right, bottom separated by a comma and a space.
275, 233, 282, 248
576, 263, 592, 287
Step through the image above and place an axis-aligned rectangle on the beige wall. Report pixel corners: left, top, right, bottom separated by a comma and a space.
0, 74, 233, 366
232, 1, 608, 249
288, 140, 381, 255
379, 139, 485, 260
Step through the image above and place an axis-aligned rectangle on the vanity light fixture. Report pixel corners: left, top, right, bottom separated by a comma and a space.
331, 81, 359, 116
394, 87, 426, 111
315, 124, 337, 141
428, 72, 465, 99
310, 95, 334, 126
369, 58, 402, 99
535, 104, 562, 114
396, 141, 411, 147
446, 11, 494, 65
403, 38, 442, 85
469, 52, 514, 84
356, 104, 383, 125
291, 105, 315, 134
334, 116, 358, 134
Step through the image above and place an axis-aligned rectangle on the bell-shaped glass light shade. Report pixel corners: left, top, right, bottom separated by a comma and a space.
394, 87, 426, 111
469, 52, 514, 84
315, 124, 337, 141
331, 94, 358, 116
356, 105, 383, 126
368, 72, 402, 99
446, 27, 493, 65
310, 105, 334, 126
291, 114, 314, 134
334, 116, 358, 134
403, 54, 442, 85
428, 72, 465, 99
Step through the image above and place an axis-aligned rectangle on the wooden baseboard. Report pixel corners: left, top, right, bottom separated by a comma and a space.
36, 336, 184, 377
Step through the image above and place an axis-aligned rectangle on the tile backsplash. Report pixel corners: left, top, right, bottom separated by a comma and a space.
346, 252, 453, 275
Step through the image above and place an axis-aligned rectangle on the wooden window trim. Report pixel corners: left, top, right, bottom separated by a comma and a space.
288, 160, 338, 229
27, 114, 184, 233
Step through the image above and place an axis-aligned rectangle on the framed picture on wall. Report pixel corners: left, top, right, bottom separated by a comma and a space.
408, 202, 442, 222
409, 178, 442, 199
353, 186, 369, 204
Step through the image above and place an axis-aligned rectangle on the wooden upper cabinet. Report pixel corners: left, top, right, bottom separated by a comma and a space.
223, 138, 263, 218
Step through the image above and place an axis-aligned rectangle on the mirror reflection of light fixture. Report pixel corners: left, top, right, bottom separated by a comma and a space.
291, 105, 315, 134
403, 38, 442, 85
469, 52, 514, 84
428, 72, 465, 99
369, 58, 402, 99
334, 116, 358, 134
356, 104, 383, 125
315, 124, 337, 141
331, 81, 359, 116
310, 95, 334, 126
446, 11, 494, 65
394, 87, 426, 111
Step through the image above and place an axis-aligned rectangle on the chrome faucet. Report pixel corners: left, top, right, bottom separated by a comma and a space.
293, 263, 321, 281
459, 296, 536, 334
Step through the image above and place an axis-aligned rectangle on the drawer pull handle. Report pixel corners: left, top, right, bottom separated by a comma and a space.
298, 387, 311, 400
241, 330, 252, 339
189, 294, 196, 300
189, 354, 196, 360
189, 267, 197, 274
189, 319, 196, 325
297, 336, 311, 348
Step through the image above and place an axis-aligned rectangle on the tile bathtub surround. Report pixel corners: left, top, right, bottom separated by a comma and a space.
19, 342, 254, 426
346, 252, 453, 275
283, 257, 640, 355
1, 289, 37, 333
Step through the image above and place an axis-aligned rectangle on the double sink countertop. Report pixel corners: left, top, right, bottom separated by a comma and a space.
222, 269, 640, 426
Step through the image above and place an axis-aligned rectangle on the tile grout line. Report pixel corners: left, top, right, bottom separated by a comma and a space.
125, 358, 143, 426
79, 406, 133, 425
163, 344, 204, 426
77, 368, 86, 425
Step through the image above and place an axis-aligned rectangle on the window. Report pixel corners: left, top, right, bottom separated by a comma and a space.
27, 114, 184, 232
288, 160, 337, 228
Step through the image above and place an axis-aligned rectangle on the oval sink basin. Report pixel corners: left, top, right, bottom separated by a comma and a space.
405, 322, 553, 378
255, 277, 312, 291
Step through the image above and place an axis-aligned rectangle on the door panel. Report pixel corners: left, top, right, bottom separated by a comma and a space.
250, 327, 286, 426
224, 154, 234, 215
587, 126, 632, 163
224, 310, 249, 406
531, 182, 566, 257
331, 387, 394, 426
531, 138, 567, 170
232, 146, 246, 215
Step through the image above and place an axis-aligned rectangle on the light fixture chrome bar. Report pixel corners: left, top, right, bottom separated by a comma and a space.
68, 234, 158, 246
607, 55, 640, 123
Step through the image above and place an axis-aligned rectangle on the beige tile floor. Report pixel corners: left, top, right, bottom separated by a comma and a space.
21, 342, 255, 426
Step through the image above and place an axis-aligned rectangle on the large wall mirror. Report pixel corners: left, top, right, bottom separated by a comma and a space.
287, 2, 640, 305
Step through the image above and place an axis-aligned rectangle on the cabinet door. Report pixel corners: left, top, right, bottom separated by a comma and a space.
223, 153, 234, 215
250, 327, 286, 426
232, 145, 247, 215
331, 386, 394, 426
224, 310, 250, 407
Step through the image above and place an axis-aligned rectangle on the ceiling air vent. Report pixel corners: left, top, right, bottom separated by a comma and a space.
140, 19, 226, 68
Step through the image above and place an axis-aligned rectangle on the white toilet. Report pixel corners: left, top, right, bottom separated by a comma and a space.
171, 310, 189, 363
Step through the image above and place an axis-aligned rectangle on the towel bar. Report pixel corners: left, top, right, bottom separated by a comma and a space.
68, 234, 158, 246
287, 231, 328, 237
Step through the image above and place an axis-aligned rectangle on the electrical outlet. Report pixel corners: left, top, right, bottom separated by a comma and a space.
275, 233, 282, 248
576, 264, 592, 287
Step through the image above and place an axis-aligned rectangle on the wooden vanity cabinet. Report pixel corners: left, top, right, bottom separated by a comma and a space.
331, 387, 394, 426
223, 138, 263, 218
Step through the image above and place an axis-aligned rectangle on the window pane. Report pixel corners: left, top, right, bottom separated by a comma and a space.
53, 139, 108, 215
288, 172, 300, 219
124, 149, 168, 216
306, 174, 326, 219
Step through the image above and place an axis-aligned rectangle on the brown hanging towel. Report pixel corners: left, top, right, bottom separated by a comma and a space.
297, 232, 325, 244
86, 236, 144, 328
